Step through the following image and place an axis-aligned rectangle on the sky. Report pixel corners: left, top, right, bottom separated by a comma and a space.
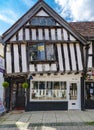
0, 0, 94, 35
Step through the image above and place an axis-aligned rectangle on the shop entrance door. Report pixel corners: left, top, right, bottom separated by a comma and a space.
12, 82, 25, 110
68, 82, 80, 110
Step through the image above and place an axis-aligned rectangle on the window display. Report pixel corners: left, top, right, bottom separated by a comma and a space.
31, 81, 67, 100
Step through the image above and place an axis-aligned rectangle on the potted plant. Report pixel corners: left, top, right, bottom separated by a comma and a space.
22, 82, 29, 89
2, 81, 9, 88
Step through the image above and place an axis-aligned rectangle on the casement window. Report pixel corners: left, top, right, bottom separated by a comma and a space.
30, 81, 67, 101
29, 43, 55, 61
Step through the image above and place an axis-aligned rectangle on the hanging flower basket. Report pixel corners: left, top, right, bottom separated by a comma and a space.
2, 81, 9, 88
22, 82, 29, 89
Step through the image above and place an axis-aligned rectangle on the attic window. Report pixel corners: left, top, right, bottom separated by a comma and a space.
31, 17, 56, 26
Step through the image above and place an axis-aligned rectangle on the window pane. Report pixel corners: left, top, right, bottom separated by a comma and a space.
69, 83, 77, 100
31, 81, 67, 100
85, 83, 94, 100
31, 17, 56, 26
38, 43, 45, 60
46, 44, 55, 60
30, 45, 38, 61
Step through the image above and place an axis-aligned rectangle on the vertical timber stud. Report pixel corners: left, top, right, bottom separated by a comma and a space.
26, 42, 29, 72
85, 45, 89, 72
11, 43, 14, 73
74, 43, 79, 72
61, 43, 65, 72
80, 44, 84, 70
18, 43, 22, 72
92, 41, 94, 67
54, 43, 59, 71
4, 44, 7, 73
67, 43, 72, 72
81, 76, 85, 110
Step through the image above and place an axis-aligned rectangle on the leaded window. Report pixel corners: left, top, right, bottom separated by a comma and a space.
29, 43, 55, 61
31, 17, 56, 26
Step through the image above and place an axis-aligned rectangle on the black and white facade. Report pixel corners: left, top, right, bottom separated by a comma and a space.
2, 0, 89, 111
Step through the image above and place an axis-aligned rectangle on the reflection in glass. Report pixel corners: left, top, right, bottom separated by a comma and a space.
85, 82, 94, 100
69, 83, 77, 100
31, 81, 66, 100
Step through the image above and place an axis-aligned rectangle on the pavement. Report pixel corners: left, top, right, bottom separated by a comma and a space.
0, 110, 94, 130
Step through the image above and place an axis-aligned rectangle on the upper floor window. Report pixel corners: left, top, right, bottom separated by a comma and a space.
31, 17, 56, 26
29, 43, 55, 61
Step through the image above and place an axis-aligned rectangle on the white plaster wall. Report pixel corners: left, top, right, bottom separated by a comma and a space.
57, 29, 62, 40
63, 29, 68, 40
18, 29, 23, 41
29, 64, 35, 72
38, 29, 43, 40
44, 29, 49, 40
70, 35, 76, 41
36, 10, 49, 16
51, 64, 57, 71
51, 29, 55, 40
13, 44, 20, 73
69, 44, 76, 71
6, 45, 12, 73
57, 44, 64, 71
21, 44, 27, 72
10, 35, 16, 42
76, 44, 83, 71
25, 29, 30, 40
63, 44, 70, 71
32, 29, 37, 40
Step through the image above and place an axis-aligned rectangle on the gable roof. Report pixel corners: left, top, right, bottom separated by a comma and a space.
69, 21, 94, 40
2, 0, 87, 45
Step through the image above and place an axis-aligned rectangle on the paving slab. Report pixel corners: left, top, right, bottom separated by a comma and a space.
0, 110, 94, 129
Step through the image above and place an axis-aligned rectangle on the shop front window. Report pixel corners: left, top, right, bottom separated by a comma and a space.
31, 81, 67, 100
85, 82, 94, 100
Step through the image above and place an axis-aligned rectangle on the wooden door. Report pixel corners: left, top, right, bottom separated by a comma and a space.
12, 82, 25, 110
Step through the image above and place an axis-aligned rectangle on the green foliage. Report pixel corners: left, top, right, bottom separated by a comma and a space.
2, 81, 9, 88
22, 82, 29, 89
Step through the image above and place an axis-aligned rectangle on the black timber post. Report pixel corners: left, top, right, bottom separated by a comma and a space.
81, 76, 85, 110
4, 77, 11, 112
25, 78, 30, 111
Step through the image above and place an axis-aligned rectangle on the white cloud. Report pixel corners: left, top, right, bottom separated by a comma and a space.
0, 9, 19, 24
55, 0, 94, 21
21, 0, 35, 7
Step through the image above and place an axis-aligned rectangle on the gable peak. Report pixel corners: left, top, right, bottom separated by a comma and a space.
38, 0, 43, 1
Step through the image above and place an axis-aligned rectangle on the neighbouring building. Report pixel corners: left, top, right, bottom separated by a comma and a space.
0, 36, 4, 102
1, 0, 94, 111
70, 22, 94, 109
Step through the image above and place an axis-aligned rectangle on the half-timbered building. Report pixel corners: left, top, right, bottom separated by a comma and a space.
2, 0, 88, 111
70, 22, 94, 109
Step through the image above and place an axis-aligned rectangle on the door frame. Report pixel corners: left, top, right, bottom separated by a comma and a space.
68, 81, 81, 110
11, 78, 26, 110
